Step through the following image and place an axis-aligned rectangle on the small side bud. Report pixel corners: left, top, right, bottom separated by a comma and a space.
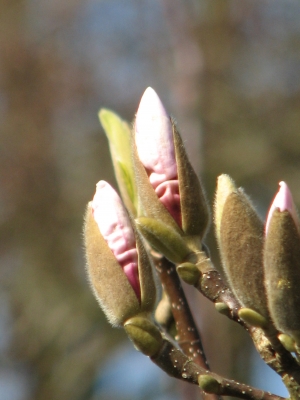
198, 375, 222, 394
155, 292, 174, 330
136, 217, 191, 264
238, 308, 268, 329
124, 316, 163, 357
176, 263, 200, 285
278, 334, 296, 353
215, 302, 231, 317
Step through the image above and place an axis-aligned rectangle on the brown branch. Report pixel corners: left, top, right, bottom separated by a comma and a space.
154, 255, 220, 400
151, 339, 285, 400
156, 256, 208, 368
188, 253, 300, 398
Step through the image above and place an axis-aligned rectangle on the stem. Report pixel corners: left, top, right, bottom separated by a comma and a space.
151, 339, 285, 400
155, 255, 219, 400
155, 256, 208, 369
190, 254, 300, 398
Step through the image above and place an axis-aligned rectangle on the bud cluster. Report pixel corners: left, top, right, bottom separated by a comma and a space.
83, 87, 300, 400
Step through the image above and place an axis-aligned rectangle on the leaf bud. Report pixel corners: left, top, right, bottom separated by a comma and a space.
176, 262, 200, 285
124, 316, 163, 357
198, 375, 222, 394
238, 308, 268, 329
278, 333, 296, 353
135, 216, 191, 264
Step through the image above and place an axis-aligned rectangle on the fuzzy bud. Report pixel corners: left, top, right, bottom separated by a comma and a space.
215, 175, 269, 319
84, 181, 156, 327
124, 316, 163, 357
134, 87, 209, 240
264, 182, 300, 342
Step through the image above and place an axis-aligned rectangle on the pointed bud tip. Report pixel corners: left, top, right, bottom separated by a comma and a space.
216, 174, 236, 198
137, 87, 168, 121
91, 180, 141, 301
266, 181, 299, 234
214, 174, 237, 241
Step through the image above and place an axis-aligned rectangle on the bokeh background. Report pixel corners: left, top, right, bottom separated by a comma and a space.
1, 1, 300, 399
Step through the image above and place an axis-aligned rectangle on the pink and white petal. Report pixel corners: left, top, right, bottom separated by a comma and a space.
92, 181, 140, 298
135, 87, 177, 188
123, 262, 140, 299
155, 180, 181, 227
266, 181, 299, 234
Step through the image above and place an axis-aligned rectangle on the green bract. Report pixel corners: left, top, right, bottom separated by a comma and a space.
136, 217, 191, 264
99, 109, 137, 215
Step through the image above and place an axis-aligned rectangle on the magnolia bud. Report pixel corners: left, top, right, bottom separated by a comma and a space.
134, 87, 209, 240
265, 181, 299, 234
135, 87, 181, 227
264, 182, 300, 342
84, 181, 156, 326
214, 175, 269, 319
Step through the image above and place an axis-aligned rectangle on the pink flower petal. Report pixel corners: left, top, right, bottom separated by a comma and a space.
92, 181, 140, 300
155, 180, 181, 227
135, 87, 182, 227
135, 87, 177, 188
265, 181, 299, 234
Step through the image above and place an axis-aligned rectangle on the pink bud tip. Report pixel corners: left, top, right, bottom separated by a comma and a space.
135, 87, 177, 187
135, 87, 181, 227
265, 181, 299, 234
92, 181, 140, 300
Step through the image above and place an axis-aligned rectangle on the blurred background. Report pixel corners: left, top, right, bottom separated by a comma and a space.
1, 0, 300, 399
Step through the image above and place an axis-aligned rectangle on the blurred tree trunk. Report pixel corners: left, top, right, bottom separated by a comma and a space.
0, 2, 121, 399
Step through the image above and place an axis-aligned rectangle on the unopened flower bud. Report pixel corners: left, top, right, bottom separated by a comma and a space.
84, 181, 156, 326
134, 87, 209, 240
135, 87, 181, 227
264, 182, 300, 342
265, 181, 299, 234
215, 175, 270, 319
92, 181, 140, 299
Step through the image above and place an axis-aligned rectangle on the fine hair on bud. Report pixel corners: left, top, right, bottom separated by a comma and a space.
264, 209, 300, 339
84, 203, 141, 327
218, 188, 270, 319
